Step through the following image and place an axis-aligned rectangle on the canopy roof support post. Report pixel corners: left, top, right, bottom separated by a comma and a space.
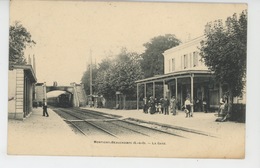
191, 74, 194, 116
153, 82, 155, 98
137, 84, 139, 110
163, 80, 165, 98
175, 78, 178, 98
144, 83, 147, 98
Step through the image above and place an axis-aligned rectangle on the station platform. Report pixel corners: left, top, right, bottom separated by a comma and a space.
7, 107, 84, 155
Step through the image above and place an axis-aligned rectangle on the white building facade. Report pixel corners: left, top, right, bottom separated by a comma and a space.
164, 36, 207, 74
162, 36, 220, 111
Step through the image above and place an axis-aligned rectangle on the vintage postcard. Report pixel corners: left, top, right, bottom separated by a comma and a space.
8, 0, 247, 158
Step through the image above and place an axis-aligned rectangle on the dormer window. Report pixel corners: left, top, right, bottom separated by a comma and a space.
168, 59, 171, 72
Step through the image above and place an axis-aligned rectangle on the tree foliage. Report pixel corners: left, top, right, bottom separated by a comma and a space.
140, 34, 181, 78
81, 49, 144, 100
109, 49, 144, 99
200, 10, 247, 99
9, 22, 36, 66
95, 58, 114, 98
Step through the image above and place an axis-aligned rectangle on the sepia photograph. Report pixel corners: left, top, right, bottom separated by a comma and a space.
4, 0, 252, 163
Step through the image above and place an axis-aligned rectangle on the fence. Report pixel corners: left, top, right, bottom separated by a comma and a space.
230, 103, 246, 123
104, 100, 143, 110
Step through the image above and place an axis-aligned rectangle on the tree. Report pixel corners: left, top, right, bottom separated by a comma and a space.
110, 49, 144, 100
9, 22, 36, 66
141, 34, 181, 78
200, 10, 247, 112
94, 48, 144, 100
94, 58, 114, 98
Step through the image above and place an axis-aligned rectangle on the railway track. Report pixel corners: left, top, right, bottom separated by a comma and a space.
52, 107, 216, 141
71, 108, 215, 137
54, 108, 119, 138
52, 108, 189, 139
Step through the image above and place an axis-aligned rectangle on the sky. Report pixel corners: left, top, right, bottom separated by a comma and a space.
10, 1, 246, 86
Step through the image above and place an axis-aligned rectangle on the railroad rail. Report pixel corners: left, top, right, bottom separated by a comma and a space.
55, 108, 119, 138
53, 107, 215, 139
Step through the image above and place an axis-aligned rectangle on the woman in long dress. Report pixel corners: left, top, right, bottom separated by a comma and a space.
170, 96, 176, 115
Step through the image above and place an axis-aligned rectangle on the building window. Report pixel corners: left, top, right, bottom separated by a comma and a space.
169, 59, 171, 72
172, 58, 175, 71
184, 54, 188, 69
193, 52, 198, 67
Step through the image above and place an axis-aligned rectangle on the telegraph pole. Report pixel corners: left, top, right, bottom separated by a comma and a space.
90, 49, 93, 95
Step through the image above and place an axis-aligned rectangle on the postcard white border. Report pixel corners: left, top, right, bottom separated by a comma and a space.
1, 0, 259, 168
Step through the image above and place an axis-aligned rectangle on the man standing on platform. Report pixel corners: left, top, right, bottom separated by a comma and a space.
42, 98, 49, 117
164, 97, 170, 115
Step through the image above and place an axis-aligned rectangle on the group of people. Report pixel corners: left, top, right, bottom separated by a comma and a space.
142, 96, 199, 118
143, 96, 177, 115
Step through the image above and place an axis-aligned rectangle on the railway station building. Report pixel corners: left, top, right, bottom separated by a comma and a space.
8, 64, 37, 120
135, 35, 246, 112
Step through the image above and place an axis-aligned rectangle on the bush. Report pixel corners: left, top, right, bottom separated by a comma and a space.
230, 104, 246, 123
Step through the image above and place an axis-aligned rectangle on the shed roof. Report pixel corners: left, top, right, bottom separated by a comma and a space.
9, 64, 37, 83
135, 70, 212, 84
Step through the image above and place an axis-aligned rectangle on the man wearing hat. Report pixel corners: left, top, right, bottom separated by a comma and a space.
42, 98, 49, 117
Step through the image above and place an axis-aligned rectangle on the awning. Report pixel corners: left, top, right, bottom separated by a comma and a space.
135, 70, 213, 84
